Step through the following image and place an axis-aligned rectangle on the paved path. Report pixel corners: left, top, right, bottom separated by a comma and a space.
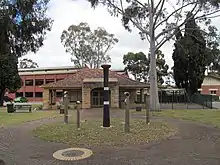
1, 114, 220, 165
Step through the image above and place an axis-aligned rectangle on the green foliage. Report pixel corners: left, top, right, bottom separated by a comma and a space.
0, 53, 21, 101
123, 50, 169, 84
0, 0, 53, 57
19, 58, 39, 69
0, 0, 52, 105
123, 52, 149, 82
172, 13, 211, 94
61, 22, 118, 68
153, 50, 169, 85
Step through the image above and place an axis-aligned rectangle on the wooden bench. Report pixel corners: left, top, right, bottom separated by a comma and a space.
14, 103, 32, 112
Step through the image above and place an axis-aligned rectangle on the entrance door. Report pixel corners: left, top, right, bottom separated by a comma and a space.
91, 88, 110, 108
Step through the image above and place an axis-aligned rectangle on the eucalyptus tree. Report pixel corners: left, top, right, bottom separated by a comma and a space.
86, 0, 220, 110
61, 22, 118, 68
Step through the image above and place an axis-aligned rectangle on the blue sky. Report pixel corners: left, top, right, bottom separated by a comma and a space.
23, 0, 220, 70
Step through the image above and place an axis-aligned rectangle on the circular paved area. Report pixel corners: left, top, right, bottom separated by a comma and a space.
0, 115, 220, 165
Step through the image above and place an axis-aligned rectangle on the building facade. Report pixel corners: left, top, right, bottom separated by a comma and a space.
7, 66, 128, 103
200, 74, 220, 96
42, 68, 149, 109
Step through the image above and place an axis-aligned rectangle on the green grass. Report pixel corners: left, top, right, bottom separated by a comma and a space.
0, 110, 61, 127
152, 109, 220, 128
33, 118, 177, 147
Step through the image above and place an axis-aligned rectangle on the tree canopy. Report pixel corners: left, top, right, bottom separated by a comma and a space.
123, 52, 149, 82
0, 0, 52, 105
19, 58, 39, 69
87, 0, 220, 111
123, 50, 169, 85
61, 22, 118, 68
172, 13, 213, 95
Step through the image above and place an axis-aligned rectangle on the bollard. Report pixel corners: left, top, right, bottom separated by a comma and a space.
101, 64, 111, 127
124, 92, 130, 133
145, 94, 150, 124
145, 96, 150, 124
76, 101, 81, 129
64, 91, 69, 124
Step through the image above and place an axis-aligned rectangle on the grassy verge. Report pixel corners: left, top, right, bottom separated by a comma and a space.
0, 111, 61, 127
152, 109, 220, 127
33, 118, 177, 147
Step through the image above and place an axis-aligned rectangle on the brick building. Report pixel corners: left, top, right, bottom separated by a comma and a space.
7, 66, 128, 103
42, 68, 149, 109
200, 74, 220, 96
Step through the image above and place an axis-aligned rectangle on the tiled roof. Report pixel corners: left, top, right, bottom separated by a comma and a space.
207, 73, 220, 80
42, 68, 149, 89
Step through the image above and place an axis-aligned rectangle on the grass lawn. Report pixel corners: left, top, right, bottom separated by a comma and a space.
152, 109, 220, 128
0, 110, 61, 127
33, 118, 177, 147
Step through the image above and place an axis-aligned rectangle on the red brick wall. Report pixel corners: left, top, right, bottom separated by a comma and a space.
8, 72, 74, 102
201, 85, 220, 96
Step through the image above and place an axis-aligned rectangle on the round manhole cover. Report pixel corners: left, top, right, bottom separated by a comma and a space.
62, 150, 84, 157
53, 148, 93, 161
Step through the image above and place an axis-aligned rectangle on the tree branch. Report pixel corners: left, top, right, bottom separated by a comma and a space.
155, 1, 198, 30
153, 0, 166, 28
106, 0, 150, 36
155, 3, 200, 41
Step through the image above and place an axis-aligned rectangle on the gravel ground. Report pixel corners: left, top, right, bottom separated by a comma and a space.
0, 113, 220, 165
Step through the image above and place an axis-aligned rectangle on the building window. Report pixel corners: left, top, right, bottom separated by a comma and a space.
210, 90, 217, 95
35, 92, 43, 98
35, 79, 44, 86
56, 92, 63, 98
25, 80, 33, 86
16, 92, 23, 97
46, 79, 54, 84
56, 79, 64, 82
25, 92, 33, 97
70, 91, 82, 102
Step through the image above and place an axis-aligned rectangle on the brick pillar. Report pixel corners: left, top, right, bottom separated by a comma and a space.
43, 89, 50, 110
82, 86, 91, 109
111, 86, 119, 108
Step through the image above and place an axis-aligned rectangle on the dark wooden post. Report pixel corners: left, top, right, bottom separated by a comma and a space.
76, 101, 80, 129
101, 64, 111, 127
64, 91, 68, 124
145, 94, 150, 124
124, 92, 130, 133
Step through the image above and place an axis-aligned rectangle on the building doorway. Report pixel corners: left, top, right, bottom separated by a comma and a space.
91, 88, 111, 108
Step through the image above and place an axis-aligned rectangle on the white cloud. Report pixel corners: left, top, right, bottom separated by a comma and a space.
24, 0, 220, 70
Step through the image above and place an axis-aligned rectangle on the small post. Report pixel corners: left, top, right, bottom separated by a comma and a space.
124, 92, 130, 133
64, 91, 68, 124
145, 95, 150, 124
172, 90, 174, 109
76, 101, 81, 129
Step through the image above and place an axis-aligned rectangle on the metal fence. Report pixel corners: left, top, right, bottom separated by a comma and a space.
158, 88, 219, 109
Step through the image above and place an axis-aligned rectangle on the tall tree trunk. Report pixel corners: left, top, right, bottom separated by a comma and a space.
0, 89, 5, 107
149, 3, 160, 111
149, 39, 160, 111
